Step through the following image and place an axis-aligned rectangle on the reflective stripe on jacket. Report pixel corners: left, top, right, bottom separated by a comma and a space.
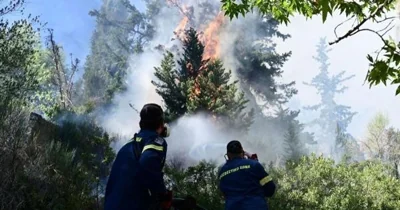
218, 157, 276, 210
104, 129, 167, 210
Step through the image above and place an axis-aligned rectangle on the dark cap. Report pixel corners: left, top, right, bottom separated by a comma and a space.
227, 140, 243, 154
140, 103, 164, 122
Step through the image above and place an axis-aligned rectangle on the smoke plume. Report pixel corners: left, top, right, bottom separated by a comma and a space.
98, 0, 300, 165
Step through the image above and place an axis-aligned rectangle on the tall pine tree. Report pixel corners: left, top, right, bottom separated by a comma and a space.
303, 37, 357, 158
152, 28, 253, 132
82, 0, 157, 106
284, 121, 303, 161
231, 15, 312, 161
234, 16, 297, 112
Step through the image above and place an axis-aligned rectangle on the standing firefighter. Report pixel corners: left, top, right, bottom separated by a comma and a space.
104, 103, 172, 210
218, 140, 276, 210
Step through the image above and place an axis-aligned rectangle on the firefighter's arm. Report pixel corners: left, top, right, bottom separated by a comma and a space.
254, 162, 276, 197
139, 144, 167, 193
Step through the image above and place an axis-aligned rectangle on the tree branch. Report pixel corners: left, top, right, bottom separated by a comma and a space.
329, 2, 389, 45
333, 17, 353, 39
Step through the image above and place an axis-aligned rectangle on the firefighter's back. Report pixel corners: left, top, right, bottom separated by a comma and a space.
218, 158, 269, 210
104, 130, 159, 210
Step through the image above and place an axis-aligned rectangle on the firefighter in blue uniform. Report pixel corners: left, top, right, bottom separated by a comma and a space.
218, 140, 276, 210
104, 103, 172, 210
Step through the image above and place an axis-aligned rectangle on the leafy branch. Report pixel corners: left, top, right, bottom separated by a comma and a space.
221, 0, 400, 95
328, 1, 390, 45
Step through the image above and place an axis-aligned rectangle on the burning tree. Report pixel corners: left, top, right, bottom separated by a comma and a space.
152, 28, 254, 132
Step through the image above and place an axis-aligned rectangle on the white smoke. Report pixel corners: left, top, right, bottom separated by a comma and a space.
98, 0, 350, 164
96, 2, 240, 163
167, 113, 233, 165
98, 5, 179, 148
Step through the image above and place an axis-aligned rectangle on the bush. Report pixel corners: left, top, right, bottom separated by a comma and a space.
165, 155, 400, 210
269, 154, 400, 210
165, 160, 224, 210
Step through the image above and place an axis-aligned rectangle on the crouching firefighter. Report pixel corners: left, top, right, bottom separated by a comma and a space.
218, 140, 276, 210
104, 103, 173, 210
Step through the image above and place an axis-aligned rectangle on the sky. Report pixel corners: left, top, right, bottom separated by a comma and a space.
276, 12, 400, 139
7, 0, 400, 141
21, 0, 102, 78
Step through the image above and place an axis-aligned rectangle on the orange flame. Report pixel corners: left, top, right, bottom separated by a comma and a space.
168, 1, 226, 100
169, 0, 225, 61
168, 0, 192, 41
174, 15, 189, 41
199, 12, 225, 61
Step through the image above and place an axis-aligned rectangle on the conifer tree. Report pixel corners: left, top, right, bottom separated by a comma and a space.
284, 121, 304, 161
304, 37, 357, 157
234, 16, 297, 112
231, 16, 312, 159
152, 28, 253, 132
82, 0, 157, 106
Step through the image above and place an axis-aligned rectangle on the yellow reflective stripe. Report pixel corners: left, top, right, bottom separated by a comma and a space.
135, 137, 142, 142
260, 175, 272, 186
219, 165, 251, 180
142, 144, 163, 153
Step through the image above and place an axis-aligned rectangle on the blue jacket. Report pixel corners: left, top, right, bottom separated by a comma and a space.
104, 130, 168, 210
218, 157, 276, 210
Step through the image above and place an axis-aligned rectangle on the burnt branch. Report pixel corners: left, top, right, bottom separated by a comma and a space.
46, 29, 73, 109
67, 53, 79, 106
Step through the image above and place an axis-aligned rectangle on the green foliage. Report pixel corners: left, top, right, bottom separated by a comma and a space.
153, 28, 254, 132
54, 111, 116, 181
31, 39, 79, 118
0, 17, 41, 106
335, 124, 364, 163
0, 11, 116, 203
0, 106, 96, 209
166, 155, 400, 210
230, 14, 311, 161
221, 0, 400, 96
82, 0, 159, 105
284, 121, 307, 161
362, 112, 400, 178
269, 154, 400, 210
165, 161, 224, 210
234, 15, 296, 109
221, 0, 395, 24
365, 38, 400, 95
22, 141, 94, 210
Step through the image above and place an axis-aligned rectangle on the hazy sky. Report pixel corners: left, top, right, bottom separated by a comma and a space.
277, 13, 400, 139
11, 0, 400, 140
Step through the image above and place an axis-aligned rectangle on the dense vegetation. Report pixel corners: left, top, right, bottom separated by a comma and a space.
1, 0, 400, 209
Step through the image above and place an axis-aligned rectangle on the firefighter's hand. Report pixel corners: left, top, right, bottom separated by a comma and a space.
244, 151, 252, 158
250, 153, 258, 161
244, 151, 258, 161
160, 190, 173, 210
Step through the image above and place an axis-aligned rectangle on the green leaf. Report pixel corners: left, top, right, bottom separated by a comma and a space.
396, 86, 400, 95
320, 0, 331, 22
367, 54, 374, 63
